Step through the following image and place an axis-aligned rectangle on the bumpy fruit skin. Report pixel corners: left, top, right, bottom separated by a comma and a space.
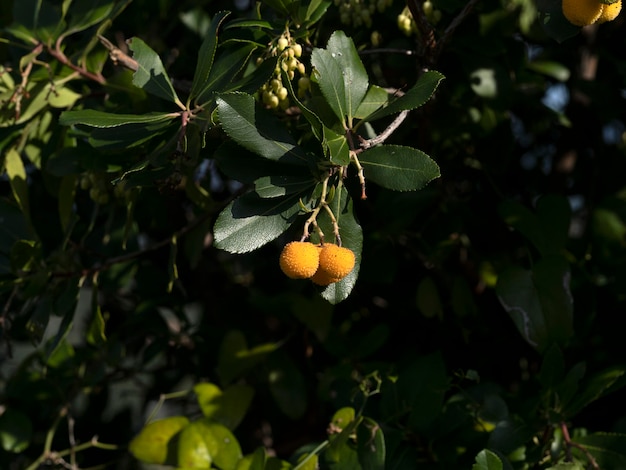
562, 0, 604, 26
279, 241, 320, 279
597, 0, 622, 22
315, 244, 356, 283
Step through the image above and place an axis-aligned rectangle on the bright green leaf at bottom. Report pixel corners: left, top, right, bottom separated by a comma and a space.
472, 449, 503, 470
129, 416, 190, 464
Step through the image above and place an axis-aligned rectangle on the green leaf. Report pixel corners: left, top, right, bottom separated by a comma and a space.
214, 141, 288, 184
86, 304, 107, 347
331, 407, 356, 430
572, 433, 626, 469
527, 60, 571, 82
564, 367, 626, 417
217, 330, 280, 386
311, 185, 363, 304
254, 174, 317, 198
362, 71, 445, 122
189, 10, 231, 102
59, 109, 177, 128
354, 86, 389, 120
0, 408, 33, 453
539, 343, 565, 390
472, 449, 503, 470
127, 37, 182, 106
324, 126, 350, 166
357, 417, 385, 470
64, 0, 114, 35
167, 234, 179, 293
311, 48, 347, 125
235, 447, 267, 470
199, 43, 258, 99
193, 382, 255, 430
496, 256, 574, 352
4, 148, 32, 233
58, 174, 77, 232
177, 420, 214, 468
401, 351, 449, 433
358, 145, 440, 192
213, 190, 305, 254
216, 92, 309, 164
416, 276, 443, 319
193, 419, 243, 470
267, 350, 308, 420
128, 416, 190, 464
325, 417, 361, 470
325, 31, 369, 123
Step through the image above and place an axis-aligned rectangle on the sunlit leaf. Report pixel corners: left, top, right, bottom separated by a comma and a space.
213, 190, 306, 254
128, 37, 182, 106
358, 145, 440, 192
128, 416, 190, 464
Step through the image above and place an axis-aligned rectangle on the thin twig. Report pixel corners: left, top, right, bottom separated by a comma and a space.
359, 110, 409, 150
560, 422, 600, 470
97, 35, 138, 72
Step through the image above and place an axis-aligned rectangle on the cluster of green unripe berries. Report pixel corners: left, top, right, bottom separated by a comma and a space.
397, 1, 442, 36
334, 0, 393, 28
79, 172, 128, 205
259, 34, 310, 110
561, 0, 622, 26
279, 241, 356, 286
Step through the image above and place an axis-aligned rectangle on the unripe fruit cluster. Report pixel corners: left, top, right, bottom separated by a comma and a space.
397, 1, 442, 37
562, 0, 622, 26
334, 0, 393, 28
279, 241, 356, 286
258, 34, 310, 110
79, 172, 129, 205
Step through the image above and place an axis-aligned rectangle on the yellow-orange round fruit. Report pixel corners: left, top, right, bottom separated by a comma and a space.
310, 269, 342, 286
316, 244, 356, 281
597, 0, 622, 22
562, 0, 604, 25
279, 241, 319, 279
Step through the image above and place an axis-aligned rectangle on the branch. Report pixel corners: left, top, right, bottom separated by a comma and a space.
560, 422, 600, 470
97, 35, 138, 72
47, 38, 106, 84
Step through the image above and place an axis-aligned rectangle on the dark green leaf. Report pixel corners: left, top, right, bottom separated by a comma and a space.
59, 110, 177, 128
254, 174, 317, 198
217, 330, 280, 385
472, 449, 503, 470
572, 433, 626, 469
128, 37, 182, 106
354, 86, 388, 120
0, 408, 33, 453
362, 71, 445, 122
311, 48, 347, 124
64, 0, 114, 35
213, 190, 306, 253
267, 351, 308, 420
189, 10, 231, 102
324, 126, 350, 166
197, 43, 257, 102
358, 145, 440, 192
357, 417, 385, 470
564, 367, 626, 417
539, 343, 565, 390
401, 351, 449, 433
216, 92, 309, 164
325, 31, 368, 122
496, 256, 574, 352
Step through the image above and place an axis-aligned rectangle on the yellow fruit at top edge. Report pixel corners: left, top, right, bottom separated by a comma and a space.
562, 0, 604, 26
597, 0, 622, 22
279, 241, 320, 279
316, 244, 356, 281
